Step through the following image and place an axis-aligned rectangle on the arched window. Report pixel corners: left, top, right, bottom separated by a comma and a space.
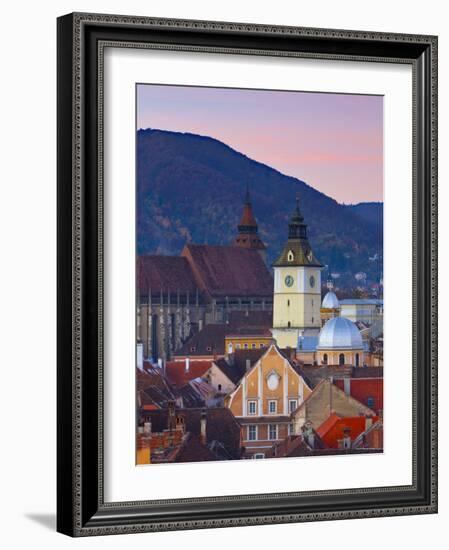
287, 250, 294, 262
339, 353, 345, 366
323, 353, 328, 365
228, 343, 233, 354
287, 321, 291, 328
355, 353, 360, 367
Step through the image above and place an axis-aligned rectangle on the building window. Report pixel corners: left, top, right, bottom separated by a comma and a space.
355, 353, 360, 367
268, 424, 278, 440
248, 400, 257, 415
244, 343, 249, 349
268, 400, 277, 414
253, 453, 265, 459
323, 353, 328, 365
206, 346, 212, 352
190, 346, 196, 353
289, 399, 298, 413
288, 423, 294, 436
218, 384, 222, 392
287, 299, 290, 307
235, 343, 241, 349
287, 321, 291, 328
287, 250, 294, 262
248, 425, 257, 441
367, 396, 374, 408
227, 343, 233, 354
260, 343, 265, 348
339, 353, 345, 366
251, 343, 256, 349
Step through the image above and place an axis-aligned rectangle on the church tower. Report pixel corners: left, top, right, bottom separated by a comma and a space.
272, 195, 323, 349
234, 185, 266, 259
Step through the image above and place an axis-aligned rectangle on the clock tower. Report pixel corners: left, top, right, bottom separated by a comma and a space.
272, 196, 323, 349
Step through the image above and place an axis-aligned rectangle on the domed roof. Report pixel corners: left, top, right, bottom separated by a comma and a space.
317, 317, 363, 350
322, 290, 340, 309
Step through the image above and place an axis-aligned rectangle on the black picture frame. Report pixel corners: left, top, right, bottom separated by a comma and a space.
57, 12, 438, 537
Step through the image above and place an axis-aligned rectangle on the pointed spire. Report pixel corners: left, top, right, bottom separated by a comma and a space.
234, 183, 266, 252
288, 193, 307, 239
244, 181, 251, 205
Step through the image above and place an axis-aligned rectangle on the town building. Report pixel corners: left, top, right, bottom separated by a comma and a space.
315, 316, 366, 367
137, 192, 273, 363
316, 412, 379, 449
320, 276, 341, 325
333, 377, 383, 414
271, 197, 323, 349
339, 298, 383, 338
225, 344, 312, 458
291, 378, 375, 433
139, 404, 242, 462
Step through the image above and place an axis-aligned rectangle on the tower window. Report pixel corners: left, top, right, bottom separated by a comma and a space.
287, 250, 294, 262
287, 299, 290, 307
287, 321, 291, 328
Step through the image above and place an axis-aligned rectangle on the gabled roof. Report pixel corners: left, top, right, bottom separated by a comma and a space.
140, 407, 241, 459
182, 244, 273, 298
214, 358, 247, 385
291, 378, 375, 428
137, 255, 199, 295
228, 310, 273, 327
165, 360, 213, 388
175, 324, 228, 357
334, 378, 383, 414
317, 414, 379, 449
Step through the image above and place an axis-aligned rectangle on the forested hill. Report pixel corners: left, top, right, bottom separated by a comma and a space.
137, 128, 383, 287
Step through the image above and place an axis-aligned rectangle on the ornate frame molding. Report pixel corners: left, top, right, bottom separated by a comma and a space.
57, 12, 437, 537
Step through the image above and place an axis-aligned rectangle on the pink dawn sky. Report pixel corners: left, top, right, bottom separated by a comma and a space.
137, 84, 383, 205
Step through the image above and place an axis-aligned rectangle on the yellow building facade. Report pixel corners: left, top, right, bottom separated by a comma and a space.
225, 344, 312, 458
271, 198, 323, 349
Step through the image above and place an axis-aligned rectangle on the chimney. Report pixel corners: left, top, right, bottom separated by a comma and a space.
200, 410, 207, 445
365, 415, 373, 431
168, 400, 176, 432
246, 359, 251, 372
143, 421, 152, 435
185, 357, 190, 372
303, 422, 315, 449
340, 427, 352, 449
136, 342, 144, 371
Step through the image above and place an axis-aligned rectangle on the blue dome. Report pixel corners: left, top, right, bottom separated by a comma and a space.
317, 317, 363, 350
322, 290, 340, 309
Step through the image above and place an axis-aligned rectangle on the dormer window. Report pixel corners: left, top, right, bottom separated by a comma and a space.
287, 250, 294, 262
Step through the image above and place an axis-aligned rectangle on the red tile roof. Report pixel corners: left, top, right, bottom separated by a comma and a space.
165, 360, 213, 388
182, 244, 273, 298
334, 378, 383, 414
137, 255, 199, 295
317, 414, 379, 449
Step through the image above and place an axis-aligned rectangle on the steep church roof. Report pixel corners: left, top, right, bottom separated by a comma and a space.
182, 244, 273, 298
137, 255, 199, 295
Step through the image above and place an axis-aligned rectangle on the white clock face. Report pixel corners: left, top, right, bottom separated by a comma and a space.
267, 372, 279, 391
285, 275, 294, 287
309, 275, 315, 288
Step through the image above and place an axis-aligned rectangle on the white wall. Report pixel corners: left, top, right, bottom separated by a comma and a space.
0, 0, 446, 548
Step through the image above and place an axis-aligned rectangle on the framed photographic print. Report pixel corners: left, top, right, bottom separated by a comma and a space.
57, 12, 438, 536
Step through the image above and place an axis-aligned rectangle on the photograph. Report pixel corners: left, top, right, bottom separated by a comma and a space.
135, 84, 384, 464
